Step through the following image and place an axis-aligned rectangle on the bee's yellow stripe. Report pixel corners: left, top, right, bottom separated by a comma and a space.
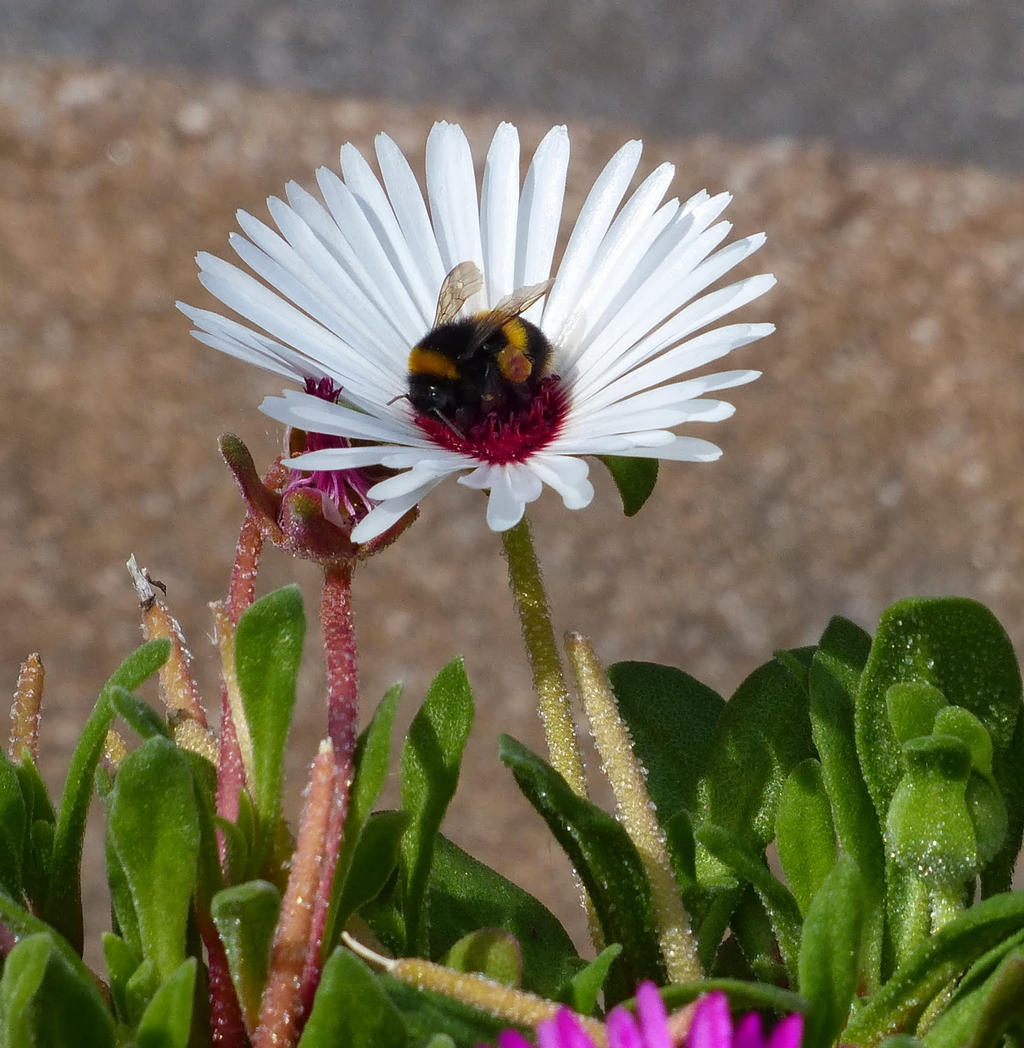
408, 346, 459, 379
500, 318, 529, 352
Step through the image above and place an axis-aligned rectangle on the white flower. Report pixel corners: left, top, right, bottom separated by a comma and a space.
179, 121, 774, 544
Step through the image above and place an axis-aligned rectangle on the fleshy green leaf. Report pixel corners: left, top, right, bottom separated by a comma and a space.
697, 823, 803, 978
500, 735, 665, 1003
102, 931, 139, 1022
842, 892, 1024, 1045
211, 880, 281, 1030
136, 958, 197, 1048
324, 683, 402, 955
797, 856, 865, 1048
922, 949, 1024, 1048
109, 685, 172, 740
775, 759, 836, 916
0, 749, 27, 899
856, 598, 1022, 821
0, 932, 116, 1048
399, 658, 474, 956
607, 661, 724, 822
699, 657, 816, 850
886, 682, 948, 745
235, 585, 305, 875
658, 977, 808, 1015
563, 945, 622, 1014
332, 810, 409, 939
443, 928, 521, 986
808, 648, 885, 991
426, 833, 583, 999
597, 455, 659, 516
107, 735, 200, 980
43, 638, 170, 952
299, 949, 406, 1048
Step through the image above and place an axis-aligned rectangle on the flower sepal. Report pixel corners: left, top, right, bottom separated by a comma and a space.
218, 433, 416, 567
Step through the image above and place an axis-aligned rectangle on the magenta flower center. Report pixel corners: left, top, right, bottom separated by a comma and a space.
412, 375, 570, 465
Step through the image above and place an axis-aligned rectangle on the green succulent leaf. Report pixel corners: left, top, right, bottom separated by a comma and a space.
922, 949, 1024, 1048
856, 598, 1022, 822
697, 823, 803, 978
597, 455, 659, 516
299, 949, 407, 1048
135, 957, 197, 1048
797, 856, 865, 1048
43, 638, 170, 953
0, 749, 27, 899
443, 928, 522, 986
842, 892, 1024, 1045
399, 657, 474, 956
107, 735, 200, 981
808, 647, 885, 992
563, 945, 622, 1014
102, 931, 139, 1022
109, 685, 172, 740
324, 683, 403, 955
775, 759, 836, 916
235, 586, 305, 877
211, 880, 281, 1031
699, 656, 816, 851
500, 735, 665, 1003
0, 932, 116, 1048
331, 810, 409, 937
425, 833, 583, 999
606, 661, 724, 823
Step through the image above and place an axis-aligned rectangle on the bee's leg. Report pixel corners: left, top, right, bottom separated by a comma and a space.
433, 409, 466, 440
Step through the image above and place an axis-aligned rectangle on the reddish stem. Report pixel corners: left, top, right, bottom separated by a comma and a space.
321, 562, 359, 764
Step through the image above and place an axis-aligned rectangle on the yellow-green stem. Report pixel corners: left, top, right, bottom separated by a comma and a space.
567, 631, 702, 983
501, 517, 587, 796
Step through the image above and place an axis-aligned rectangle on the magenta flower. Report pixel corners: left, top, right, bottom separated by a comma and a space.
496, 986, 803, 1048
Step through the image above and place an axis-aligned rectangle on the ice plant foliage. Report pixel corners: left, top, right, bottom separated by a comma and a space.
180, 121, 774, 542
496, 986, 803, 1048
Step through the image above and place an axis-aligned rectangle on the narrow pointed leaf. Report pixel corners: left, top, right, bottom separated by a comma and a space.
597, 455, 658, 516
607, 661, 724, 822
426, 833, 582, 998
211, 880, 281, 1030
298, 949, 406, 1048
443, 928, 522, 986
107, 735, 200, 980
500, 735, 665, 1002
0, 750, 26, 898
564, 945, 622, 1014
44, 638, 170, 952
776, 759, 836, 915
324, 683, 403, 954
400, 658, 474, 955
136, 957, 197, 1048
922, 950, 1024, 1048
103, 931, 139, 1022
332, 810, 408, 936
798, 856, 865, 1048
235, 586, 305, 875
0, 932, 116, 1048
842, 892, 1024, 1045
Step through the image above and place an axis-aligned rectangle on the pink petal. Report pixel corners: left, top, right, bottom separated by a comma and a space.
686, 993, 732, 1048
635, 983, 671, 1048
733, 1012, 765, 1048
766, 1014, 804, 1048
606, 1006, 643, 1048
498, 1033, 537, 1048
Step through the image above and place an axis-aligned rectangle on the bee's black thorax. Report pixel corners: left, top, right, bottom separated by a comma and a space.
408, 315, 553, 431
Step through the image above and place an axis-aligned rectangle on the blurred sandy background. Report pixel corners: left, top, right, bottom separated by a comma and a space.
2, 2, 1024, 946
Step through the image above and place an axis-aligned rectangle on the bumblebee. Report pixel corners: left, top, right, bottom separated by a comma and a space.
407, 261, 554, 433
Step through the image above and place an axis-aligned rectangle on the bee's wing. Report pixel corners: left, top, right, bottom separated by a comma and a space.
468, 278, 554, 346
434, 261, 485, 327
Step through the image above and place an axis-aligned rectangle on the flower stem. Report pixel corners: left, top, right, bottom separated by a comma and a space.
501, 517, 587, 797
566, 631, 701, 983
321, 562, 359, 765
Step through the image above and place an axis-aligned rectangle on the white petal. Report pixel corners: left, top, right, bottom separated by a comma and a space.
527, 455, 595, 510
426, 122, 484, 277
484, 468, 527, 531
261, 391, 420, 444
340, 141, 436, 322
351, 477, 447, 543
367, 461, 462, 499
480, 122, 520, 304
541, 139, 642, 339
515, 126, 569, 319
